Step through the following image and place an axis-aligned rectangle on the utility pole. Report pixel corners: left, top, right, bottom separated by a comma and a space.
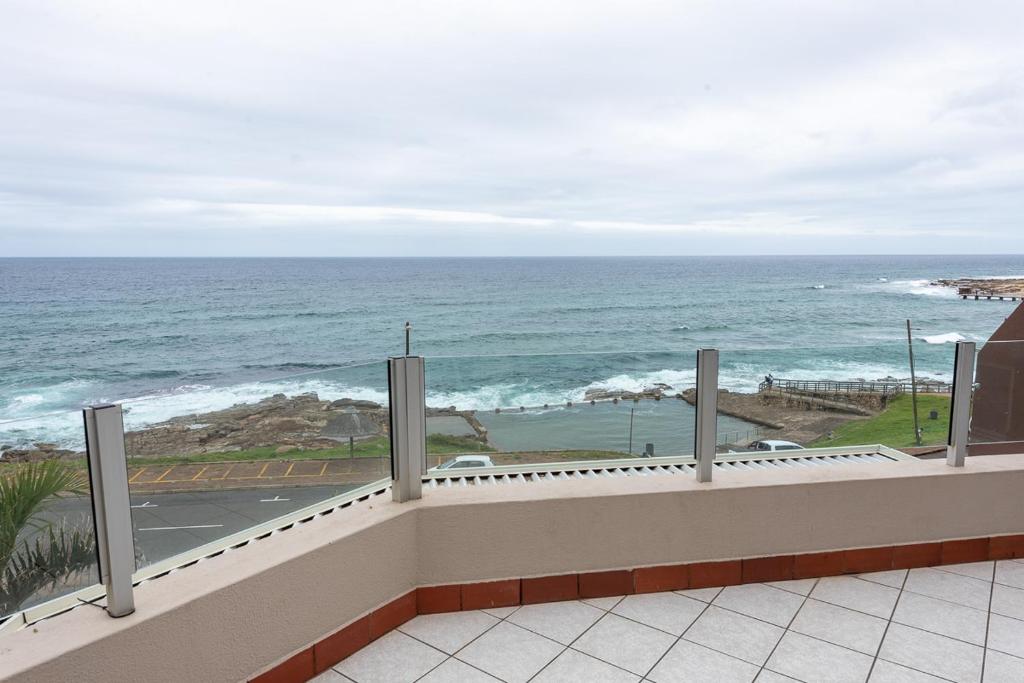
404, 321, 412, 356
907, 319, 922, 446
628, 406, 635, 455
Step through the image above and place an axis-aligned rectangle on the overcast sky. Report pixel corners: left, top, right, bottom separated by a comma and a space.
2, 0, 1023, 256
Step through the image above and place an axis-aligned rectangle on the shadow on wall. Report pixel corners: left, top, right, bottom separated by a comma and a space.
972, 302, 1024, 450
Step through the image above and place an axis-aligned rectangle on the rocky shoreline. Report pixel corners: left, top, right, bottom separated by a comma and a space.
2, 375, 920, 463
933, 277, 1024, 296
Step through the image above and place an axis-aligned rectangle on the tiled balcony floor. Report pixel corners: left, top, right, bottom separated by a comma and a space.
316, 559, 1024, 683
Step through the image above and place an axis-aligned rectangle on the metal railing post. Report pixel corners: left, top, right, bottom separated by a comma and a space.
947, 341, 976, 467
389, 356, 426, 502
695, 348, 719, 483
82, 404, 136, 617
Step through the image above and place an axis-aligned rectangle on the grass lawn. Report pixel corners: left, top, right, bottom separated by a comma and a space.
810, 394, 951, 449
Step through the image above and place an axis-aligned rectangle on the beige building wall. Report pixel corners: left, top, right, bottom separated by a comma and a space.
4, 454, 1024, 683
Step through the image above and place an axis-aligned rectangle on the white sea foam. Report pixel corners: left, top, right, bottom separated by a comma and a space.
0, 359, 955, 449
920, 332, 967, 344
887, 279, 958, 298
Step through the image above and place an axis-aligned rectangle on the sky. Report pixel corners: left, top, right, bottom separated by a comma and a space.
1, 0, 1023, 256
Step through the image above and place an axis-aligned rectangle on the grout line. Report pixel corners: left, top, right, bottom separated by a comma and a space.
639, 594, 715, 679
754, 578, 819, 680
981, 560, 997, 682
866, 564, 910, 681
407, 615, 509, 683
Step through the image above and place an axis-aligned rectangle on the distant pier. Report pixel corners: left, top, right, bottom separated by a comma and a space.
958, 287, 1023, 302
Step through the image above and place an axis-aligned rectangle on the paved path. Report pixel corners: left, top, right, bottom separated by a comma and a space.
43, 483, 366, 569
127, 457, 390, 493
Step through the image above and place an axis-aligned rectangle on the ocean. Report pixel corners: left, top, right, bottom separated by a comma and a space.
1, 255, 1022, 447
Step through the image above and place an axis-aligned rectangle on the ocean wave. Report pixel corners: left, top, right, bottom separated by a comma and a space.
920, 332, 968, 344
885, 279, 958, 298
0, 355, 956, 449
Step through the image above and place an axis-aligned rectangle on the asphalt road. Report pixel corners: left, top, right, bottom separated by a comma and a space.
39, 483, 365, 569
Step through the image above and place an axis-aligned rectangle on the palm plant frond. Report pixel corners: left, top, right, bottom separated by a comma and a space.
1, 460, 93, 614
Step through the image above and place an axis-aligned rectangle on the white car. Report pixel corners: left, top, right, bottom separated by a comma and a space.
431, 455, 495, 471
746, 439, 804, 452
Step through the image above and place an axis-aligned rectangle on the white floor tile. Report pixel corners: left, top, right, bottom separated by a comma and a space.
533, 648, 640, 683
481, 606, 519, 619
987, 614, 1024, 659
757, 671, 802, 682
581, 596, 624, 611
713, 583, 806, 627
572, 613, 676, 675
892, 591, 989, 645
456, 621, 563, 683
676, 586, 723, 603
399, 610, 499, 654
995, 560, 1024, 590
417, 658, 501, 683
766, 578, 818, 596
611, 591, 706, 635
684, 605, 784, 666
507, 600, 604, 645
878, 623, 984, 683
991, 583, 1024, 621
810, 576, 900, 619
904, 568, 992, 610
790, 598, 888, 655
938, 561, 994, 582
985, 649, 1024, 683
310, 670, 350, 683
869, 659, 948, 682
858, 570, 908, 589
647, 639, 759, 683
767, 631, 873, 683
336, 631, 446, 683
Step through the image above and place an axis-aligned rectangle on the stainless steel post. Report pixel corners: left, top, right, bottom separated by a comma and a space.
389, 356, 426, 502
947, 341, 976, 467
82, 404, 136, 617
695, 348, 719, 483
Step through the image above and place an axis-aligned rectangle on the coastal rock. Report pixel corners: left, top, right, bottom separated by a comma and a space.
583, 385, 672, 402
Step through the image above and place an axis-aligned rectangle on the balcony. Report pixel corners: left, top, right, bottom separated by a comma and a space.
1, 340, 1023, 682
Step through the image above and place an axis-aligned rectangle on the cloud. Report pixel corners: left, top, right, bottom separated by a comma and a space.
1, 0, 1023, 255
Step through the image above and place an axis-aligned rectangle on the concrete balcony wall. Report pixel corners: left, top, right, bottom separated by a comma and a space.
5, 454, 1024, 683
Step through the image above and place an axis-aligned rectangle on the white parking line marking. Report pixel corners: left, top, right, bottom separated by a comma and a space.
131, 502, 158, 508
137, 524, 225, 531
260, 496, 290, 503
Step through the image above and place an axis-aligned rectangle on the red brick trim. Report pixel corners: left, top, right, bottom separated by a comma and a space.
416, 585, 461, 614
689, 560, 742, 588
579, 570, 634, 598
251, 647, 314, 683
634, 564, 689, 593
793, 551, 845, 579
990, 534, 1024, 559
462, 579, 521, 610
941, 538, 990, 565
742, 555, 794, 583
369, 591, 416, 640
522, 574, 579, 604
893, 542, 942, 569
251, 533, 1024, 682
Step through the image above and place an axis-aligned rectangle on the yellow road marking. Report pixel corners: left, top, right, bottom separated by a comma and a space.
284, 463, 295, 477
191, 466, 208, 481
128, 467, 147, 483
216, 465, 233, 480
257, 463, 269, 479
319, 462, 328, 477
153, 467, 173, 483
